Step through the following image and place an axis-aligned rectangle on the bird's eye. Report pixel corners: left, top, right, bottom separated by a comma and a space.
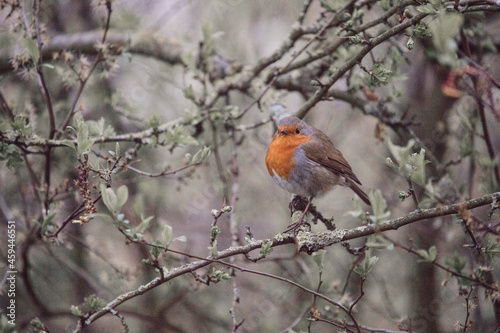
295, 128, 300, 134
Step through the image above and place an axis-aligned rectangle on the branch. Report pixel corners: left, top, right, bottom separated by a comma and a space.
71, 192, 499, 331
295, 192, 500, 254
235, 1, 353, 119
125, 162, 202, 178
3, 117, 184, 148
279, 0, 418, 76
390, 238, 498, 291
476, 91, 500, 185
295, 11, 430, 119
71, 234, 293, 332
57, 1, 114, 136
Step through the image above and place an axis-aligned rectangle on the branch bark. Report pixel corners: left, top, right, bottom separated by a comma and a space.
296, 192, 500, 253
72, 191, 499, 331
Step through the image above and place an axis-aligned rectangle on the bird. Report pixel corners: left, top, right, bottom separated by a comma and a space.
265, 116, 370, 231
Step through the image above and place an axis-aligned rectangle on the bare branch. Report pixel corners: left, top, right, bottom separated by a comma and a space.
296, 192, 500, 254
295, 11, 430, 119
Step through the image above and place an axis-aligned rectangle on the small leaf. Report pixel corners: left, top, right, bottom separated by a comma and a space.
413, 22, 432, 39
312, 250, 327, 271
417, 245, 437, 263
483, 243, 500, 260
173, 235, 187, 242
191, 146, 211, 164
132, 195, 145, 218
165, 126, 198, 146
368, 189, 390, 224
134, 215, 153, 234
429, 246, 438, 260
147, 114, 161, 130
162, 224, 173, 247
459, 135, 473, 157
30, 317, 44, 330
100, 184, 117, 214
428, 12, 463, 67
115, 185, 129, 212
73, 115, 95, 156
480, 38, 498, 53
24, 38, 40, 63
208, 239, 218, 258
386, 137, 415, 166
81, 294, 106, 312
416, 3, 437, 13
353, 266, 365, 277
344, 196, 366, 220
60, 140, 76, 151
182, 85, 196, 101
406, 37, 414, 50
259, 239, 274, 258
429, 12, 463, 53
93, 213, 115, 224
40, 206, 57, 233
77, 139, 94, 156
181, 51, 197, 70
150, 244, 161, 258
210, 268, 232, 283
70, 305, 83, 317
445, 253, 466, 273
366, 235, 394, 250
407, 149, 429, 186
368, 64, 392, 87
354, 250, 379, 279
349, 35, 362, 45
210, 226, 221, 240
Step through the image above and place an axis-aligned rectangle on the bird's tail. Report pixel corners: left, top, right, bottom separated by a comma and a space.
349, 182, 371, 206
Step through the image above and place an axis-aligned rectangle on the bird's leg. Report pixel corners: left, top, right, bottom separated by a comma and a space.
285, 196, 313, 233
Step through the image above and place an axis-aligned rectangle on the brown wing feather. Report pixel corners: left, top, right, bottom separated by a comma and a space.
301, 131, 362, 185
302, 136, 371, 205
350, 182, 371, 206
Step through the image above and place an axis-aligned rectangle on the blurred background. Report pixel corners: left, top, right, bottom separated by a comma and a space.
1, 1, 499, 332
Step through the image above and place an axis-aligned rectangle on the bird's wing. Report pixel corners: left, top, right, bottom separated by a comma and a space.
301, 133, 362, 185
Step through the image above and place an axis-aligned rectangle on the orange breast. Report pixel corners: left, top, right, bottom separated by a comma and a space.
265, 132, 311, 179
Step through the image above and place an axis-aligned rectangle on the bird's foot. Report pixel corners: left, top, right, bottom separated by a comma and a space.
283, 211, 311, 234
284, 219, 303, 233
289, 195, 309, 216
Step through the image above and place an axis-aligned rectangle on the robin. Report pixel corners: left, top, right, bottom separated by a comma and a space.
265, 116, 370, 231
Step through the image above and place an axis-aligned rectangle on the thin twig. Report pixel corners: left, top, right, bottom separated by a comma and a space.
349, 278, 365, 315
296, 192, 500, 254
462, 287, 474, 333
229, 125, 242, 332
407, 179, 420, 209
125, 162, 203, 178
389, 237, 497, 291
460, 29, 500, 185
49, 195, 102, 238
476, 94, 500, 185
295, 11, 429, 119
58, 1, 113, 135
70, 191, 500, 332
235, 1, 354, 119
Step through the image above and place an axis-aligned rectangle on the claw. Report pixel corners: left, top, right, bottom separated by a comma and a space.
284, 196, 313, 233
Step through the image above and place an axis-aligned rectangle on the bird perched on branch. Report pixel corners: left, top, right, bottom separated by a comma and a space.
265, 116, 370, 232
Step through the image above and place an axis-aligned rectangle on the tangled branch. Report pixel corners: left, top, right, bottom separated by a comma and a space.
72, 191, 499, 331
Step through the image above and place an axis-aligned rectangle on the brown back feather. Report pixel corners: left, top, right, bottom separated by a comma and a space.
301, 131, 362, 185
